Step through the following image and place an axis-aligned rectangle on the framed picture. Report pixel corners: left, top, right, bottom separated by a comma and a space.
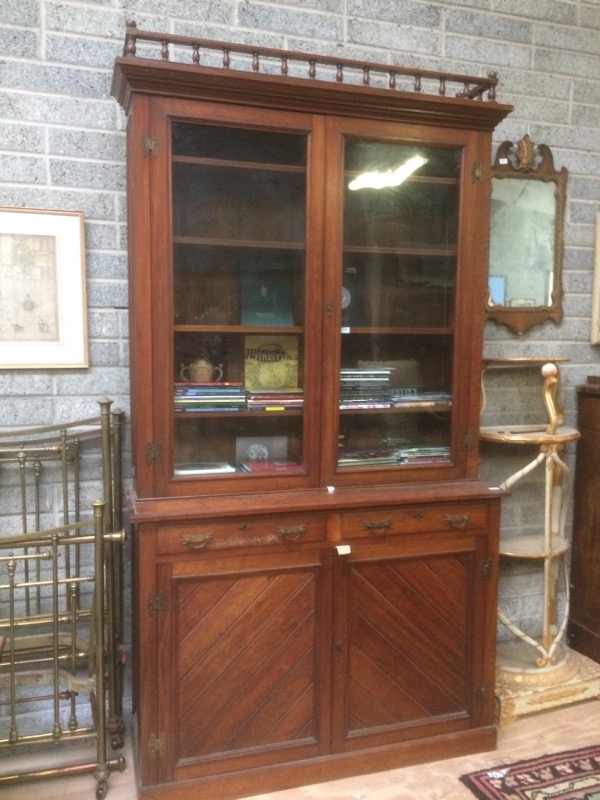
0, 207, 88, 368
592, 213, 600, 345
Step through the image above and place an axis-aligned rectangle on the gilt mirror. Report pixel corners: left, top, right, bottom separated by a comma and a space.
486, 135, 567, 335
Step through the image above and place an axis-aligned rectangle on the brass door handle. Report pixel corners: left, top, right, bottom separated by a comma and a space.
444, 514, 470, 529
363, 519, 391, 534
181, 533, 214, 549
276, 525, 307, 542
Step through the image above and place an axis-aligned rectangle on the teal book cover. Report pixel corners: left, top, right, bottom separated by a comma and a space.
241, 270, 293, 326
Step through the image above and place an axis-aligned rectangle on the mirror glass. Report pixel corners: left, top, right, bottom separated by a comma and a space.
486, 135, 567, 335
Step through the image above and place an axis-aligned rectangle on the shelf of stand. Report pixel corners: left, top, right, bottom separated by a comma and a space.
500, 533, 569, 558
479, 424, 579, 447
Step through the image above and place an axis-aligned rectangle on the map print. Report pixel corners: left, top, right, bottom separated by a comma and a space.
0, 233, 59, 342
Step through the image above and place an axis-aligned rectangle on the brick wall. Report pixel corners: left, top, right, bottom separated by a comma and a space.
1, 0, 600, 642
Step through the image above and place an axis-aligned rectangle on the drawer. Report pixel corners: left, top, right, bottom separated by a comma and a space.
157, 514, 326, 555
341, 503, 488, 539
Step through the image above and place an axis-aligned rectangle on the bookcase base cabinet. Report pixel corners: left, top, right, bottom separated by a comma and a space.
131, 486, 501, 800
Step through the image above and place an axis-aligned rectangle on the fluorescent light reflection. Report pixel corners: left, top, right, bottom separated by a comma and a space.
348, 155, 428, 191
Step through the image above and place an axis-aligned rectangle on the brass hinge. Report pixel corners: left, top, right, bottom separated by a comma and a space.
472, 161, 484, 182
479, 559, 493, 579
145, 442, 163, 464
148, 592, 166, 616
141, 132, 159, 158
476, 683, 489, 702
149, 732, 166, 759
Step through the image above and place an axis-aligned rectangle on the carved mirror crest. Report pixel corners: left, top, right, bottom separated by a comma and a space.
486, 134, 567, 335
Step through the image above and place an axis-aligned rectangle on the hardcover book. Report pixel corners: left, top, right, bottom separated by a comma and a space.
241, 270, 293, 326
244, 334, 299, 391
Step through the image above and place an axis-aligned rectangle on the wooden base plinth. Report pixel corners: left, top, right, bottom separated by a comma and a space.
495, 641, 600, 725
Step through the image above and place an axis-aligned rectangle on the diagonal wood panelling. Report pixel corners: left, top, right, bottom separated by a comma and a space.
346, 552, 471, 734
174, 566, 318, 760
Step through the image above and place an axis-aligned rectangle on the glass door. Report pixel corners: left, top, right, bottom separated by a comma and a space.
170, 120, 309, 478
333, 135, 461, 474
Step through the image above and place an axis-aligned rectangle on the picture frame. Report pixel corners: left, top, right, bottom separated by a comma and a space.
591, 213, 600, 345
0, 207, 88, 368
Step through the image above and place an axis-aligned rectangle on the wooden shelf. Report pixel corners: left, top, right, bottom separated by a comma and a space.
480, 424, 579, 446
500, 533, 569, 558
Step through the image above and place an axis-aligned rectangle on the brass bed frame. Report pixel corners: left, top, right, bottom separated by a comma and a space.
0, 399, 126, 799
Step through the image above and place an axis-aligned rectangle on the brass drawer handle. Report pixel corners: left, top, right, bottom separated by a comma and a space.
276, 525, 307, 542
444, 514, 470, 529
363, 519, 391, 534
181, 533, 214, 549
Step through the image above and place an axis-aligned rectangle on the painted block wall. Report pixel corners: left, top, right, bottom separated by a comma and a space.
1, 0, 600, 645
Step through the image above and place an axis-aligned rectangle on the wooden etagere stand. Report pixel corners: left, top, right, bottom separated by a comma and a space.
481, 359, 600, 725
113, 22, 511, 799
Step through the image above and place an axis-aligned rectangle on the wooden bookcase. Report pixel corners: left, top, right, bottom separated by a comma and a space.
113, 22, 511, 799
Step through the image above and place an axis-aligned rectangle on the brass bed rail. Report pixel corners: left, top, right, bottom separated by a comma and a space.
0, 400, 126, 799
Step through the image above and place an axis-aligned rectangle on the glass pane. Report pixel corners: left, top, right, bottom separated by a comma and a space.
489, 177, 556, 307
337, 139, 459, 471
171, 122, 307, 477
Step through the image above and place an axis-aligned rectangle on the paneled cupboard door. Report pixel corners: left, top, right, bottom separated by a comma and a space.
330, 533, 494, 751
154, 549, 333, 785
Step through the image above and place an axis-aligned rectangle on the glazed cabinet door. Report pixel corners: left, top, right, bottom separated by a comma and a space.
152, 548, 333, 785
330, 530, 495, 751
321, 118, 488, 486
133, 97, 327, 497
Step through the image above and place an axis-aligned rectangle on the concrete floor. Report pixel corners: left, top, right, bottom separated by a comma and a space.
2, 700, 599, 800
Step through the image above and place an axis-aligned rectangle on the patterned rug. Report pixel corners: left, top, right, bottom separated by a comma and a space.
460, 744, 600, 799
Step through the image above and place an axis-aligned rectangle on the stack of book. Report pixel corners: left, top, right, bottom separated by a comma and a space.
396, 446, 450, 464
338, 444, 450, 468
247, 389, 304, 411
174, 382, 247, 412
238, 458, 302, 473
339, 367, 394, 409
338, 447, 399, 468
391, 390, 452, 408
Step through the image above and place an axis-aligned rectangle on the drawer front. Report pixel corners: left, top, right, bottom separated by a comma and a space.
341, 503, 488, 539
157, 514, 326, 555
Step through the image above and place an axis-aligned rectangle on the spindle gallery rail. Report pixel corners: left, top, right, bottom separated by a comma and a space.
0, 400, 126, 800
121, 19, 499, 102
